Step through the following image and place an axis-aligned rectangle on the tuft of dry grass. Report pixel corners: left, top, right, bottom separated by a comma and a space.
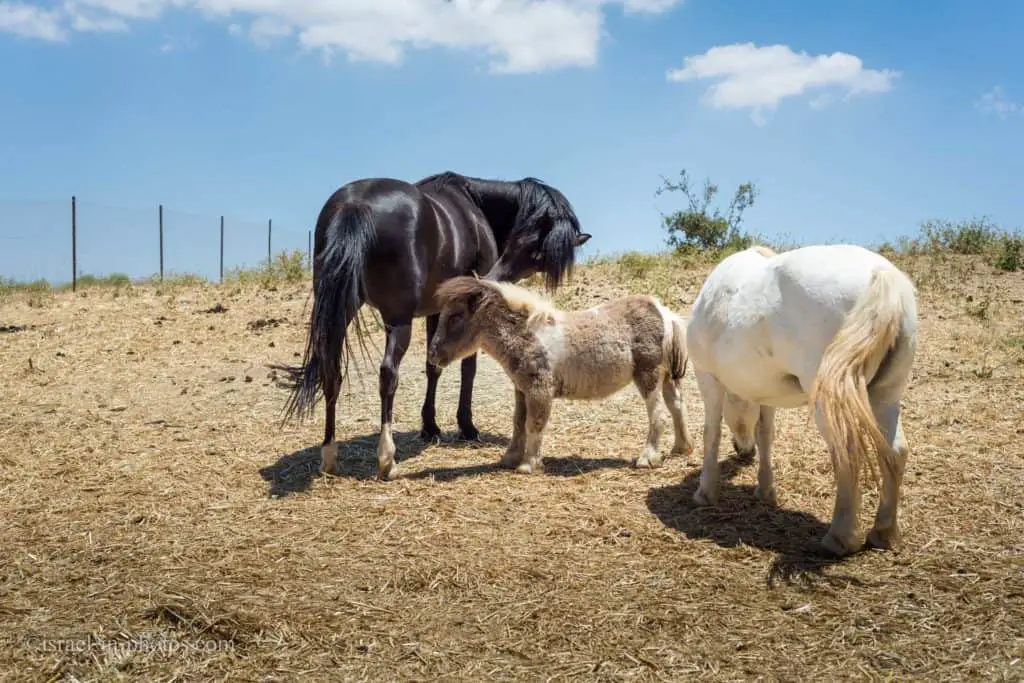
1, 253, 1022, 682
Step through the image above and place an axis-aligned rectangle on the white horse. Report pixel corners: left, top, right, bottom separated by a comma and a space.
685, 244, 918, 557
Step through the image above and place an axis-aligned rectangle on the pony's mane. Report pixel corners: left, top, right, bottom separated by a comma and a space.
514, 178, 582, 293
435, 276, 559, 330
751, 245, 778, 259
416, 171, 468, 192
490, 280, 559, 328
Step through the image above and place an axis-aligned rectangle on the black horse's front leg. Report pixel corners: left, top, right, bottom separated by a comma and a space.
457, 353, 480, 441
420, 314, 443, 442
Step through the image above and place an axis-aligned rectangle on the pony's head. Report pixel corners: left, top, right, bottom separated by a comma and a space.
427, 276, 496, 368
427, 276, 557, 367
484, 178, 591, 291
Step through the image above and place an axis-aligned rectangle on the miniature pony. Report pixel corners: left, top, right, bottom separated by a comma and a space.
686, 244, 918, 557
427, 277, 694, 474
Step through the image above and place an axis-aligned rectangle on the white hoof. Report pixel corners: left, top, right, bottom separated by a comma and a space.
820, 531, 861, 557
500, 449, 522, 469
633, 455, 663, 469
866, 526, 900, 551
693, 487, 717, 507
320, 443, 339, 476
671, 440, 695, 457
515, 461, 536, 475
754, 485, 777, 505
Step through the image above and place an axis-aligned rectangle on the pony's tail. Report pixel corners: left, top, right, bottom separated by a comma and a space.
809, 267, 909, 488
666, 313, 689, 381
273, 203, 377, 423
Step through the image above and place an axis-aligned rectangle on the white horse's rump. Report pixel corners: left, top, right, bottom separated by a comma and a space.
686, 244, 918, 556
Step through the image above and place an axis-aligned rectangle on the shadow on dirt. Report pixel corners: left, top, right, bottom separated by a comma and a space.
646, 449, 874, 590
260, 429, 508, 495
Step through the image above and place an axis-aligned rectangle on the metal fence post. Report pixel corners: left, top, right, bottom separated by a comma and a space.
71, 196, 77, 292
219, 215, 224, 283
267, 218, 272, 269
159, 204, 164, 282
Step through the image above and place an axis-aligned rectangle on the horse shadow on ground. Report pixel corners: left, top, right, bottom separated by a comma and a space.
262, 431, 635, 493
646, 449, 876, 590
260, 429, 510, 495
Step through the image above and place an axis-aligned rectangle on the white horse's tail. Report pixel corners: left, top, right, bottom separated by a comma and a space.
666, 314, 689, 381
809, 267, 909, 488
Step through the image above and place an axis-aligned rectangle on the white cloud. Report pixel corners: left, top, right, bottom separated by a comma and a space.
0, 2, 66, 41
0, 0, 683, 73
667, 42, 900, 124
976, 85, 1022, 119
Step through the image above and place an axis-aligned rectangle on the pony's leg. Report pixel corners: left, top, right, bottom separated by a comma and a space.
377, 321, 412, 481
866, 402, 909, 550
693, 370, 726, 506
420, 314, 443, 442
634, 371, 665, 469
500, 389, 527, 468
723, 392, 759, 459
456, 353, 480, 441
662, 374, 694, 457
516, 392, 551, 475
320, 374, 342, 475
814, 404, 862, 556
754, 405, 777, 504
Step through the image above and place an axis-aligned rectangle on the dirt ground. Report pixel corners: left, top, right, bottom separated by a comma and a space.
1, 253, 1022, 682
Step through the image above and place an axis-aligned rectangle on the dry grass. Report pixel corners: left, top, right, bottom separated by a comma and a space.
1, 252, 1022, 682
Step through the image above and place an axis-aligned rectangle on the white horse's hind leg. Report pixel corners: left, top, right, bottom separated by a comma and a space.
724, 392, 759, 457
866, 402, 909, 549
815, 405, 863, 556
634, 375, 665, 469
662, 375, 694, 457
693, 370, 726, 506
755, 405, 777, 504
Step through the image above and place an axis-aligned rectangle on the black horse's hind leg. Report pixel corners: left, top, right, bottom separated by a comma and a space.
457, 353, 480, 441
320, 374, 341, 475
420, 314, 443, 442
377, 320, 412, 480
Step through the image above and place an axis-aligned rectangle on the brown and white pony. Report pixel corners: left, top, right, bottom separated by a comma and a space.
427, 276, 694, 474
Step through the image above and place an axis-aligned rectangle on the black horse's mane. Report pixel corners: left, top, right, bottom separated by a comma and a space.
416, 171, 582, 291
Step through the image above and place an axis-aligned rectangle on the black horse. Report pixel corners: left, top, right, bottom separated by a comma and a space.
277, 171, 591, 480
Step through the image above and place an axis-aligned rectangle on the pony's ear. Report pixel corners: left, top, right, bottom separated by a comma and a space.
574, 232, 592, 247
466, 289, 485, 314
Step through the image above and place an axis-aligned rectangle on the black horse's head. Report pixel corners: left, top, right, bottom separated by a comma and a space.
425, 173, 590, 292
485, 178, 591, 291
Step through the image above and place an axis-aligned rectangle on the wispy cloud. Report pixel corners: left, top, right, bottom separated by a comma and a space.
976, 85, 1022, 119
667, 42, 899, 125
0, 0, 685, 74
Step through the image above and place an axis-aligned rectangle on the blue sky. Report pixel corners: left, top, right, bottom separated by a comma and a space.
0, 0, 1021, 284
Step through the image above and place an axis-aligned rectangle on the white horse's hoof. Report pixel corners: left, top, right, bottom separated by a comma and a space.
866, 527, 900, 551
692, 488, 716, 507
633, 455, 662, 469
820, 531, 860, 557
754, 485, 777, 505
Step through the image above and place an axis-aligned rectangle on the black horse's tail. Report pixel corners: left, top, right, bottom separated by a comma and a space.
275, 203, 377, 422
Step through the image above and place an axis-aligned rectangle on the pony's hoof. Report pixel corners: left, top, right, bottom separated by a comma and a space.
320, 444, 339, 476
754, 485, 777, 505
692, 488, 716, 507
377, 463, 399, 482
515, 461, 537, 475
820, 531, 860, 557
671, 441, 695, 457
419, 424, 442, 443
866, 527, 900, 551
500, 450, 522, 469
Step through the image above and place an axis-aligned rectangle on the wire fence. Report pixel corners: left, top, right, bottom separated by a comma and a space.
0, 197, 312, 290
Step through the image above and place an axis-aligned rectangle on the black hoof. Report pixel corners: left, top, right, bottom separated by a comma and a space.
420, 424, 442, 443
457, 424, 480, 442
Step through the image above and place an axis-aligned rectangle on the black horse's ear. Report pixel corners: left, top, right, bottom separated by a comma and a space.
574, 232, 592, 247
